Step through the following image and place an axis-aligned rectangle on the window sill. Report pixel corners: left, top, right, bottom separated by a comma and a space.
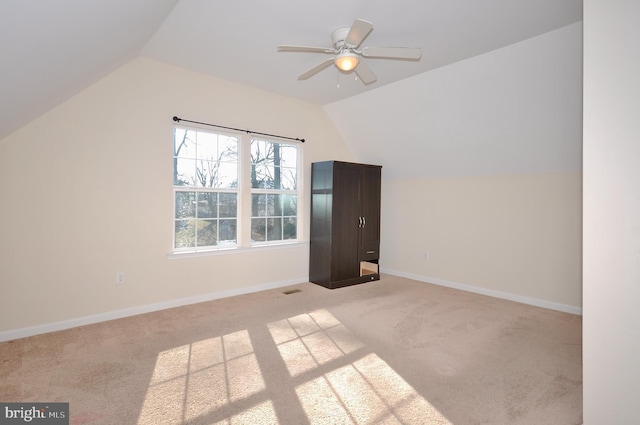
167, 241, 308, 260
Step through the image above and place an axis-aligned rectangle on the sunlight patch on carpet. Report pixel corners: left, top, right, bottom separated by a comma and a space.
137, 308, 452, 424
137, 330, 275, 424
270, 309, 454, 425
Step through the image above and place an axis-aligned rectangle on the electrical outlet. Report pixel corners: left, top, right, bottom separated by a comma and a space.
116, 272, 125, 284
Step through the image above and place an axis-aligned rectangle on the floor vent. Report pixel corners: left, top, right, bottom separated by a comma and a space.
282, 289, 302, 295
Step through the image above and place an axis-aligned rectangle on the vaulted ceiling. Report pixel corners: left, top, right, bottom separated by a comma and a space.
0, 0, 583, 177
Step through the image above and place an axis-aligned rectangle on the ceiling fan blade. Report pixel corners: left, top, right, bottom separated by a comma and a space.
355, 60, 377, 85
298, 58, 335, 80
278, 45, 336, 54
345, 19, 374, 48
361, 46, 422, 60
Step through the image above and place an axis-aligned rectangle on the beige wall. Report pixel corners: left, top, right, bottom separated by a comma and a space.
0, 57, 352, 335
381, 172, 582, 310
0, 41, 584, 338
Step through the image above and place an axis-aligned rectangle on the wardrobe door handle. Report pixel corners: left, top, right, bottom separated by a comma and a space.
363, 217, 366, 227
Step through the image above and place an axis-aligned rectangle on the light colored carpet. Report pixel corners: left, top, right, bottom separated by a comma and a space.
0, 275, 582, 424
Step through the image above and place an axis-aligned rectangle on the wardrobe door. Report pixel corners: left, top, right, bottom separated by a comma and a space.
309, 162, 332, 284
359, 165, 381, 261
331, 162, 361, 282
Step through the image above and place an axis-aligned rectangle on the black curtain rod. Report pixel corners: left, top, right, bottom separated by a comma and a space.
172, 116, 305, 143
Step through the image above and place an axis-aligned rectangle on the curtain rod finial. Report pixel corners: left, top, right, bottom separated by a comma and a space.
173, 116, 181, 122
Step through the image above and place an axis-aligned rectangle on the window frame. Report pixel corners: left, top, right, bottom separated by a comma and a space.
172, 126, 240, 252
171, 124, 303, 256
249, 137, 300, 245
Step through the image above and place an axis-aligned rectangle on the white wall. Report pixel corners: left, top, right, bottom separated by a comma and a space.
583, 0, 640, 422
0, 57, 353, 338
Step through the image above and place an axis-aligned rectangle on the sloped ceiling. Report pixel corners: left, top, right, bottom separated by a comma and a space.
0, 0, 179, 141
1, 0, 583, 177
325, 22, 584, 179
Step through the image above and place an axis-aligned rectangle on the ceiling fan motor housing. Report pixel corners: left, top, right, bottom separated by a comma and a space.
332, 27, 352, 50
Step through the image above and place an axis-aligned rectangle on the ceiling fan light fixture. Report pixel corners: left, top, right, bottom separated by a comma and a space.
278, 18, 419, 84
335, 51, 359, 71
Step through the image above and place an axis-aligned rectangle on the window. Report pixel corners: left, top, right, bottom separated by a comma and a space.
173, 126, 300, 252
173, 127, 239, 250
250, 139, 298, 243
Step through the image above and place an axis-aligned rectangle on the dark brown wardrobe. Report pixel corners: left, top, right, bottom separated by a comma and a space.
309, 161, 382, 289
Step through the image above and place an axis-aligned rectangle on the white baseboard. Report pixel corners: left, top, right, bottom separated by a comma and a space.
381, 268, 583, 315
1, 271, 581, 342
0, 277, 307, 343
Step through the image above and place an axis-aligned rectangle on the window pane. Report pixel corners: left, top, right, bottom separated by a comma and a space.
279, 166, 297, 190
273, 166, 282, 190
283, 217, 297, 240
267, 218, 283, 241
175, 158, 196, 186
250, 140, 297, 190
175, 192, 196, 218
251, 140, 270, 165
252, 141, 291, 187
279, 145, 297, 167
220, 135, 238, 161
175, 219, 195, 248
174, 129, 197, 159
283, 195, 297, 216
175, 130, 239, 191
252, 194, 266, 217
174, 127, 187, 148
219, 219, 237, 244
219, 193, 237, 218
197, 220, 217, 247
251, 218, 266, 242
267, 194, 282, 216
193, 159, 217, 187
217, 161, 238, 188
197, 192, 217, 218
271, 143, 282, 170
251, 163, 275, 189
196, 132, 217, 160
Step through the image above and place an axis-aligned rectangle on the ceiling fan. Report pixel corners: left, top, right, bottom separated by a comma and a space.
277, 19, 422, 85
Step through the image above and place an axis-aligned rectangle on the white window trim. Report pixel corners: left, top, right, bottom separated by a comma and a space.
169, 124, 304, 257
166, 240, 308, 260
